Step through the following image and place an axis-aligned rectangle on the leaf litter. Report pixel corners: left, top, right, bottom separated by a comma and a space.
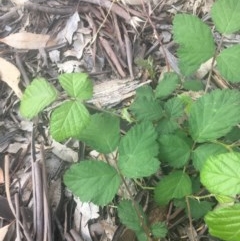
0, 0, 235, 240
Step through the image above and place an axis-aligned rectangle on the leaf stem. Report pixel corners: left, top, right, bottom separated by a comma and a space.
114, 160, 153, 241
205, 35, 224, 93
187, 194, 215, 201
134, 179, 154, 190
85, 103, 122, 118
185, 196, 195, 241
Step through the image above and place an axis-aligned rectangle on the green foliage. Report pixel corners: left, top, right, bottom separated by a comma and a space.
192, 143, 228, 171
216, 45, 240, 83
118, 200, 148, 241
175, 198, 213, 219
50, 100, 90, 141
164, 97, 184, 119
173, 14, 215, 76
20, 73, 93, 141
211, 0, 240, 34
182, 80, 204, 91
189, 89, 240, 142
188, 199, 213, 219
20, 78, 58, 118
130, 86, 163, 121
58, 72, 93, 99
205, 204, 240, 241
135, 56, 156, 80
118, 121, 159, 178
154, 171, 192, 205
151, 222, 167, 238
77, 113, 120, 154
64, 160, 121, 205
201, 152, 240, 197
158, 133, 192, 168
20, 2, 240, 240
155, 72, 180, 99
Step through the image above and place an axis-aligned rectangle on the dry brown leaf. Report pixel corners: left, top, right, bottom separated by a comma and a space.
196, 58, 215, 79
55, 11, 80, 44
0, 57, 22, 98
0, 221, 15, 240
0, 32, 50, 49
11, 0, 28, 6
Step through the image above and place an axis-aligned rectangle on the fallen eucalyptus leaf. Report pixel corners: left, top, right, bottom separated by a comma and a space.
0, 32, 50, 49
0, 57, 22, 98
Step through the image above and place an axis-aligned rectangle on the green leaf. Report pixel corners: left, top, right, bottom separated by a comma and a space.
187, 199, 213, 220
135, 56, 156, 80
205, 204, 240, 241
189, 89, 240, 142
173, 14, 215, 76
211, 0, 240, 34
118, 122, 159, 178
134, 85, 155, 100
192, 143, 228, 171
201, 152, 240, 197
77, 113, 120, 154
118, 200, 147, 241
183, 80, 204, 91
64, 160, 121, 205
58, 72, 93, 100
225, 126, 240, 142
154, 171, 192, 205
156, 118, 179, 135
136, 232, 148, 241
215, 194, 235, 206
216, 45, 240, 83
178, 93, 194, 114
155, 72, 180, 99
130, 86, 163, 121
20, 78, 58, 119
50, 100, 90, 141
151, 222, 168, 238
158, 133, 192, 168
174, 198, 213, 219
164, 97, 184, 119
130, 97, 163, 121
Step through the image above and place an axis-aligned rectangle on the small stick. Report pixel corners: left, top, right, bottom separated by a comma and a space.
100, 37, 126, 77
113, 13, 126, 61
122, 24, 134, 78
14, 193, 21, 241
15, 53, 30, 86
81, 0, 132, 22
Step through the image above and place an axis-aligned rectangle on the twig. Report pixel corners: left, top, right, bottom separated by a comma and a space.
122, 24, 134, 78
34, 161, 44, 241
205, 35, 224, 92
81, 0, 132, 22
100, 37, 126, 77
185, 196, 196, 241
40, 144, 52, 241
24, 2, 75, 15
85, 14, 97, 68
20, 207, 32, 241
15, 53, 30, 86
4, 155, 17, 218
142, 3, 170, 71
0, 7, 19, 22
4, 155, 32, 241
14, 193, 21, 241
89, 0, 114, 44
113, 13, 126, 61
